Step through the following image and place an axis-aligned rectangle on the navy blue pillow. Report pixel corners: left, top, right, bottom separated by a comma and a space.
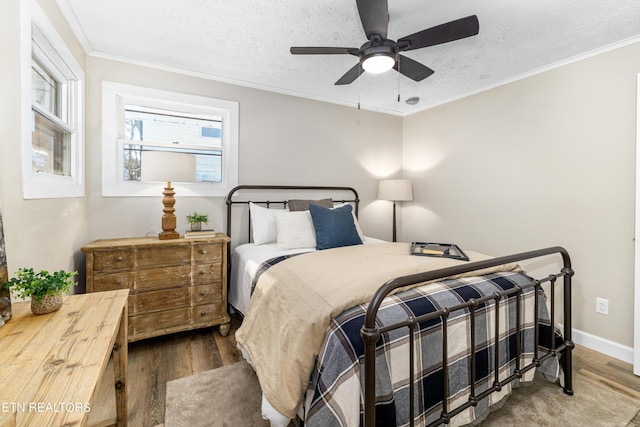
309, 204, 363, 250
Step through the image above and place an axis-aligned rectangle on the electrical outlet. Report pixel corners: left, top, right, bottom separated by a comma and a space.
596, 297, 609, 315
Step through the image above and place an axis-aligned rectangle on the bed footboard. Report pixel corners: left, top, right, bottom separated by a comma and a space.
360, 246, 574, 427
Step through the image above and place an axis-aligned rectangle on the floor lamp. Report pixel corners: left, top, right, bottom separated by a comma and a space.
141, 151, 196, 240
378, 179, 413, 242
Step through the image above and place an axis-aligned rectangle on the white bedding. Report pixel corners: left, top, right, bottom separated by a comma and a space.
228, 237, 384, 316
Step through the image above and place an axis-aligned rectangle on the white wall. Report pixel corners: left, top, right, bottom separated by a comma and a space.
0, 0, 88, 286
402, 41, 640, 352
84, 57, 404, 243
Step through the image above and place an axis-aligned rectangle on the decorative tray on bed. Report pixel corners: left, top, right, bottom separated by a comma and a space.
410, 242, 470, 261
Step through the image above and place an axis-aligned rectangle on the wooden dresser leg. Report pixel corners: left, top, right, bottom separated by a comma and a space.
219, 323, 230, 337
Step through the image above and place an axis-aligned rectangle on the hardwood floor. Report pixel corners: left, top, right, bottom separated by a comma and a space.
88, 316, 243, 427
90, 314, 640, 427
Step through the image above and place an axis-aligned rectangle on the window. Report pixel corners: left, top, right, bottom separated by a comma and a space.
101, 82, 238, 197
31, 56, 71, 177
122, 106, 222, 183
22, 2, 84, 199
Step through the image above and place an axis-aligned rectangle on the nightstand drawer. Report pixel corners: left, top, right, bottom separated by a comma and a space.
136, 245, 190, 267
93, 250, 134, 271
129, 307, 191, 337
129, 287, 191, 315
93, 272, 133, 292
133, 266, 191, 291
191, 284, 222, 305
192, 303, 223, 324
192, 263, 222, 285
192, 243, 222, 262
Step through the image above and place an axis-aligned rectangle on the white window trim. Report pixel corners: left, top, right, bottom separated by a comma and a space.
101, 81, 239, 197
21, 0, 85, 199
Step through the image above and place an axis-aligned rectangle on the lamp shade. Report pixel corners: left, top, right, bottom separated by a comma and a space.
141, 151, 196, 184
378, 179, 413, 202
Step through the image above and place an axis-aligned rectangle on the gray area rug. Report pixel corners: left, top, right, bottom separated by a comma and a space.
165, 361, 269, 427
480, 374, 639, 427
165, 360, 640, 426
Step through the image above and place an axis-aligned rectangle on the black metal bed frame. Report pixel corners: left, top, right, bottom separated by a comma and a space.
225, 185, 574, 427
225, 185, 359, 240
225, 184, 359, 283
361, 246, 574, 427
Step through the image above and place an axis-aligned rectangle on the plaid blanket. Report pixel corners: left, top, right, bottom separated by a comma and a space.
247, 251, 560, 426
303, 271, 560, 427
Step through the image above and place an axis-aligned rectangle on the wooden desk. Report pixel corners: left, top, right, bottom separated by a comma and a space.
0, 290, 129, 426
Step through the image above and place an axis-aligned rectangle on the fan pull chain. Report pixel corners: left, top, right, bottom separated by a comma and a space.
397, 56, 401, 103
357, 66, 361, 110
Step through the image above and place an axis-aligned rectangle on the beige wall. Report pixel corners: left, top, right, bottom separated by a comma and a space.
0, 0, 88, 286
85, 58, 403, 243
3, 0, 637, 356
0, 0, 402, 291
402, 41, 640, 349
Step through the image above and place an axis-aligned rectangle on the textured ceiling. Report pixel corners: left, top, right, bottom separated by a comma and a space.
57, 0, 640, 115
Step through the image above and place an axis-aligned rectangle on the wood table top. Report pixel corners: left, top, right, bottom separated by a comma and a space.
0, 290, 129, 426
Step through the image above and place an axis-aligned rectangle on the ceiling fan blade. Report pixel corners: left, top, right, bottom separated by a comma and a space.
395, 55, 434, 82
335, 62, 364, 85
398, 15, 479, 51
356, 0, 389, 39
290, 47, 359, 55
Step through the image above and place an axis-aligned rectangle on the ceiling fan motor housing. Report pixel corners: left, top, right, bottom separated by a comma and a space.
360, 37, 398, 68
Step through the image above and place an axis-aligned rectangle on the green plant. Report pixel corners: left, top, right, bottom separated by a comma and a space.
186, 212, 209, 224
4, 268, 78, 303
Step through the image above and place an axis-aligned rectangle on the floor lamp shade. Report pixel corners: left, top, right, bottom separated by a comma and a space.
378, 179, 413, 242
378, 179, 413, 202
141, 151, 196, 240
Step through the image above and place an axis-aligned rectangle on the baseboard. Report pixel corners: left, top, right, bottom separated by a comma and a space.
564, 325, 634, 364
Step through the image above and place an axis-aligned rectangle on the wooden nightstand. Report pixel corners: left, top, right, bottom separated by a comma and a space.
82, 234, 230, 342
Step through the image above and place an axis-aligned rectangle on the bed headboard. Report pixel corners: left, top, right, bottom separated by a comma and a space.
225, 185, 360, 245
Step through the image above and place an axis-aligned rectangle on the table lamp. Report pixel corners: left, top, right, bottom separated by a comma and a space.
141, 151, 196, 240
378, 179, 413, 242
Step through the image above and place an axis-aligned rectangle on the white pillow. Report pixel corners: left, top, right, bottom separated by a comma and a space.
249, 202, 278, 245
275, 210, 317, 250
333, 203, 365, 241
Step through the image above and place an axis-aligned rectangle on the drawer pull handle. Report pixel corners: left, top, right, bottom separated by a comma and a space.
116, 280, 122, 285
199, 249, 207, 254
116, 256, 123, 262
200, 311, 206, 316
199, 271, 206, 275
200, 291, 206, 296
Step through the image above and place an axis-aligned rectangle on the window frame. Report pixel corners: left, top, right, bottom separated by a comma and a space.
101, 81, 239, 197
21, 0, 85, 199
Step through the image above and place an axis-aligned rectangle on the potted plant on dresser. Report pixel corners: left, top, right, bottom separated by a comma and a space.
186, 212, 209, 232
4, 268, 77, 315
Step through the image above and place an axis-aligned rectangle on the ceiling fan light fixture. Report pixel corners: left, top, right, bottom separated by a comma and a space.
362, 53, 395, 74
290, 4, 480, 87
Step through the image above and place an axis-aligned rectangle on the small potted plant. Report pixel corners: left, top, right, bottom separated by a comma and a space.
4, 268, 78, 315
186, 212, 209, 231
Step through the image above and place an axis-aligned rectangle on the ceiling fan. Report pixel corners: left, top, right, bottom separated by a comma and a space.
290, 0, 479, 85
